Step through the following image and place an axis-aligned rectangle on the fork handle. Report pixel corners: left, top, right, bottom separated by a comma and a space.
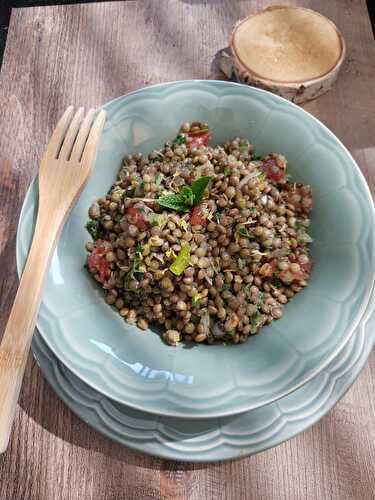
0, 218, 59, 453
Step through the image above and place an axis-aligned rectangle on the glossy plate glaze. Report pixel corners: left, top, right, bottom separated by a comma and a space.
31, 292, 375, 462
17, 81, 375, 418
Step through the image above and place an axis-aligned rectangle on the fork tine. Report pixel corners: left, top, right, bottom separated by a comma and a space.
70, 108, 96, 162
81, 110, 107, 167
45, 106, 75, 158
59, 107, 85, 160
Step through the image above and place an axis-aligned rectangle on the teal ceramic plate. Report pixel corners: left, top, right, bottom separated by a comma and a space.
18, 81, 375, 418
31, 292, 375, 462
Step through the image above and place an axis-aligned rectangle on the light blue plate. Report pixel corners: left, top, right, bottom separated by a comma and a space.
31, 293, 375, 462
17, 81, 375, 418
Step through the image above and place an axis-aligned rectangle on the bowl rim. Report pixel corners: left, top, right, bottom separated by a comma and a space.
18, 79, 375, 418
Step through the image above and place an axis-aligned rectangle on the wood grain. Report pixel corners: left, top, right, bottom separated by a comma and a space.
0, 1, 374, 499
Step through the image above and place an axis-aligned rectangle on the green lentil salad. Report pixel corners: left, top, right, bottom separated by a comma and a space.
85, 121, 313, 346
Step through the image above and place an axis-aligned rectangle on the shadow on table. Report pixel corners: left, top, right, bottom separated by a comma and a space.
17, 356, 233, 470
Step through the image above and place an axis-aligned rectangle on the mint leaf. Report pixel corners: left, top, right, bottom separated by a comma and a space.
157, 193, 190, 212
191, 176, 212, 205
157, 176, 212, 212
180, 186, 194, 206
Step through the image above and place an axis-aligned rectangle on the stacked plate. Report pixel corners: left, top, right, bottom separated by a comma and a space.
17, 81, 375, 462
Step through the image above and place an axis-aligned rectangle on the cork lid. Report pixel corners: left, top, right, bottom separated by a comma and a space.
231, 6, 344, 83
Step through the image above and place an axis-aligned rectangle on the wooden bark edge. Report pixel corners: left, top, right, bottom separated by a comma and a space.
226, 6, 346, 104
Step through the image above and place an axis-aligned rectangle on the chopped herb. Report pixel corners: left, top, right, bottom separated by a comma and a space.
257, 291, 264, 305
224, 166, 231, 176
238, 227, 256, 240
125, 251, 143, 286
135, 243, 143, 254
191, 314, 200, 324
176, 237, 181, 245
252, 151, 262, 161
249, 207, 257, 216
85, 220, 102, 240
173, 133, 186, 145
140, 180, 145, 189
271, 275, 283, 288
220, 283, 231, 292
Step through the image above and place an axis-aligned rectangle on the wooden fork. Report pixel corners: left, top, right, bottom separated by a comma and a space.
0, 106, 106, 453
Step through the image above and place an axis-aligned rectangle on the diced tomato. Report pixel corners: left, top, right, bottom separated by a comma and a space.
261, 159, 285, 182
300, 260, 312, 274
187, 132, 210, 151
190, 205, 207, 226
87, 246, 111, 282
126, 203, 150, 230
270, 259, 278, 273
259, 259, 278, 278
280, 263, 311, 283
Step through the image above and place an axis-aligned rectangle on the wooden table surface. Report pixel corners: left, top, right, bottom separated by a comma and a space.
0, 1, 375, 499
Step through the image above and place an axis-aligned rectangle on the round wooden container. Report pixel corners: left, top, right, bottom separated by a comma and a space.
227, 6, 346, 104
